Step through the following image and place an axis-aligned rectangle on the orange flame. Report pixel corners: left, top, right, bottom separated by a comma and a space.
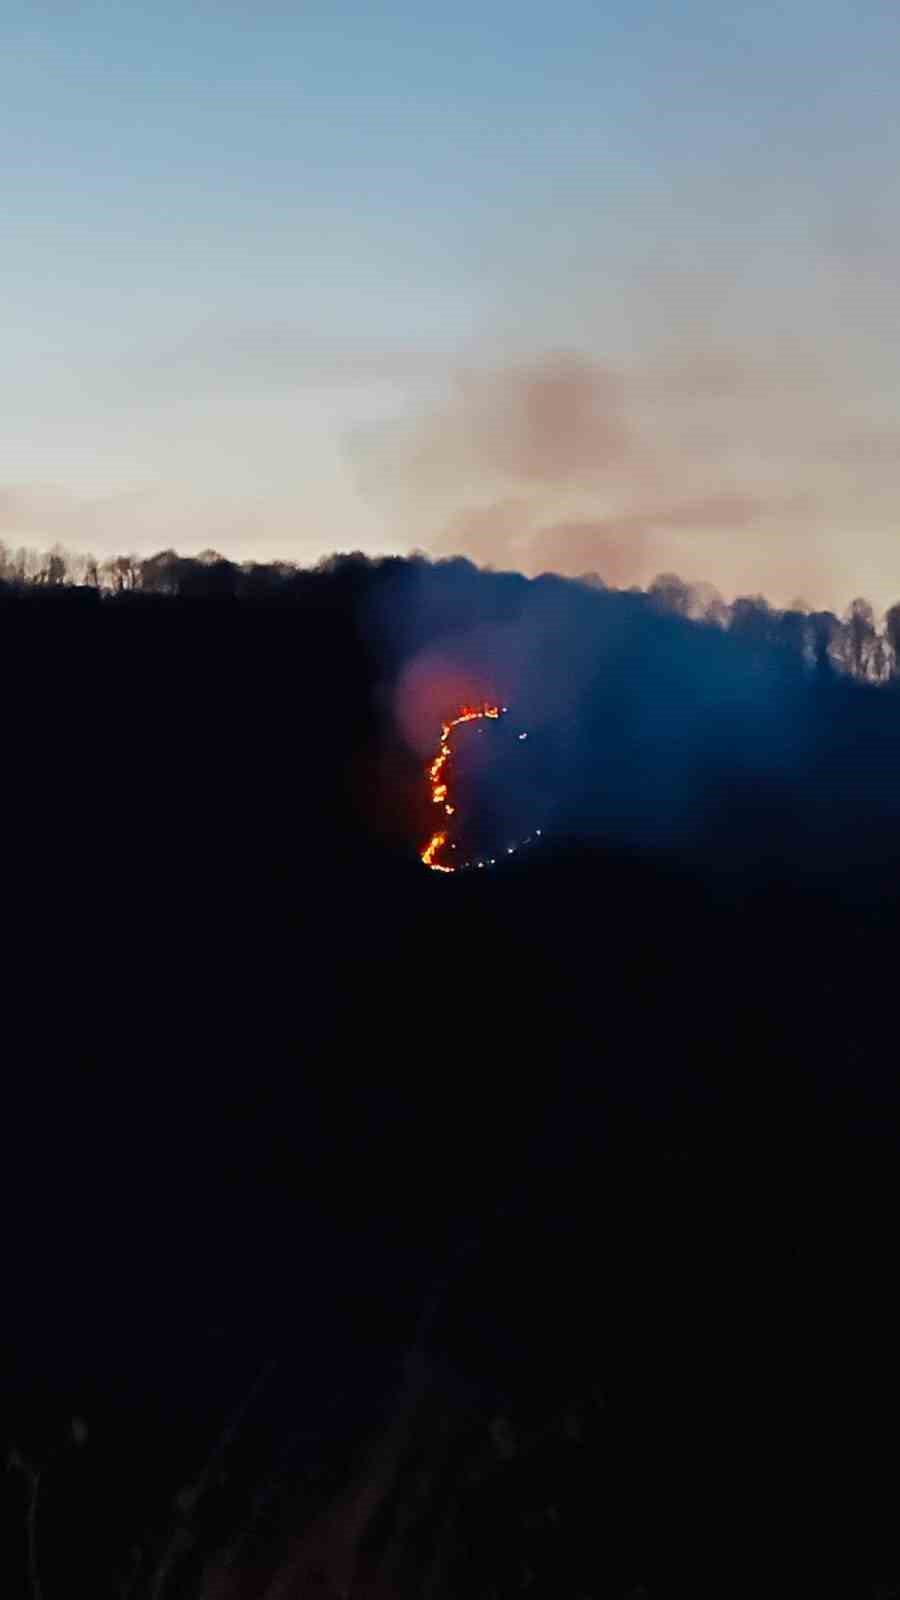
420, 703, 503, 872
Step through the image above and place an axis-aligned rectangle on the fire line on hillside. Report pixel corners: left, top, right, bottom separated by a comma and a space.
420, 704, 541, 873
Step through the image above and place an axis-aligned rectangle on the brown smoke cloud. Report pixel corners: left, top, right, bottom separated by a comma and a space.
344, 299, 900, 612
7, 245, 900, 614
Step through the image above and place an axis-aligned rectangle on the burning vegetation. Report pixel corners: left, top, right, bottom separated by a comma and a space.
420, 704, 504, 872
420, 704, 541, 872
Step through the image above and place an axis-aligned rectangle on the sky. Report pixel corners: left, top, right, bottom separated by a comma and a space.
2, 0, 900, 609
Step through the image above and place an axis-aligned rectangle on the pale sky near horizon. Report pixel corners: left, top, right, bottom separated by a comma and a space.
3, 0, 900, 609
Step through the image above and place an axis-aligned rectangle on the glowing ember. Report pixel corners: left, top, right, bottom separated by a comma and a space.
420, 703, 503, 872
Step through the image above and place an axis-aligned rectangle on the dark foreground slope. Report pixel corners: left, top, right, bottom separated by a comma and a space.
3, 561, 900, 1595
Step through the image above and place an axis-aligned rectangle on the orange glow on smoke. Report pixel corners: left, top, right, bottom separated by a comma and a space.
420, 704, 503, 872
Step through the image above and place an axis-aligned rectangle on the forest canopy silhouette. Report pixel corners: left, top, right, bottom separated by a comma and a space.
4, 537, 900, 886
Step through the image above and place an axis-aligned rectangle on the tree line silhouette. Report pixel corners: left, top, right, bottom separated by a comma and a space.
4, 537, 900, 685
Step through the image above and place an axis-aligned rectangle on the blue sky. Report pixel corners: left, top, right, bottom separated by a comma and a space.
3, 0, 900, 605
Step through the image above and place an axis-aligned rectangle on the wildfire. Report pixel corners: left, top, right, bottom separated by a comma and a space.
420, 703, 504, 872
